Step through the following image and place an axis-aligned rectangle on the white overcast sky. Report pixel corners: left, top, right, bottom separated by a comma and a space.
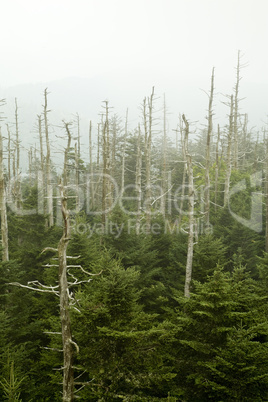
1, 0, 268, 133
1, 0, 267, 85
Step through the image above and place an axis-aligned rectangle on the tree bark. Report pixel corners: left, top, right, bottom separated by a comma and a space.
44, 88, 54, 227
144, 87, 154, 231
14, 98, 21, 211
233, 50, 241, 170
0, 128, 9, 261
59, 123, 74, 401
121, 109, 128, 195
88, 120, 95, 210
224, 95, 234, 207
182, 115, 194, 298
214, 124, 220, 211
161, 94, 167, 217
136, 124, 142, 234
204, 67, 214, 227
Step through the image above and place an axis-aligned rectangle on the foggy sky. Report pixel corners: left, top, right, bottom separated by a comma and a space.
1, 0, 268, 158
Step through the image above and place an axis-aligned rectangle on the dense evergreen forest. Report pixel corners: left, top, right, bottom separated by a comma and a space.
0, 56, 268, 401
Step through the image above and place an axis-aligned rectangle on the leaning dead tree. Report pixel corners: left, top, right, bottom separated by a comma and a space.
182, 115, 195, 298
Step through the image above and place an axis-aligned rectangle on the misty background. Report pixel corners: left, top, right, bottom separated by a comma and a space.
1, 0, 268, 170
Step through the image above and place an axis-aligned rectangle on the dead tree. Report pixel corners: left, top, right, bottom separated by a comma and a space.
9, 126, 99, 400
75, 114, 81, 212
121, 109, 128, 195
233, 50, 241, 170
0, 127, 9, 261
182, 115, 194, 298
214, 124, 221, 211
43, 88, 54, 227
265, 136, 268, 252
37, 115, 45, 214
143, 87, 154, 230
178, 115, 187, 227
136, 124, 142, 234
102, 119, 108, 227
204, 67, 214, 227
224, 95, 234, 207
14, 98, 21, 211
88, 120, 95, 210
161, 94, 167, 217
6, 124, 11, 183
58, 123, 74, 400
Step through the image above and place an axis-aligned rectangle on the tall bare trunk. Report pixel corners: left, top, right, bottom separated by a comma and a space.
6, 124, 11, 183
14, 98, 21, 211
161, 94, 167, 217
38, 115, 45, 215
136, 124, 142, 234
233, 50, 241, 170
59, 123, 74, 401
266, 135, 268, 252
102, 120, 108, 227
204, 67, 214, 226
144, 87, 154, 231
44, 89, 54, 227
29, 147, 34, 185
0, 128, 9, 261
102, 101, 111, 225
242, 113, 248, 169
178, 116, 186, 226
88, 120, 95, 210
214, 124, 221, 211
121, 109, 128, 195
224, 95, 234, 207
75, 143, 79, 213
182, 115, 194, 298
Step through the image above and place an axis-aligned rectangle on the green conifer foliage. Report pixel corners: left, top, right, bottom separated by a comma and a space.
171, 266, 268, 401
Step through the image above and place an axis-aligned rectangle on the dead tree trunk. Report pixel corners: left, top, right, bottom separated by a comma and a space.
214, 124, 221, 211
59, 122, 74, 401
58, 184, 74, 402
144, 87, 154, 231
178, 115, 187, 227
266, 136, 268, 252
75, 143, 79, 213
204, 67, 214, 227
14, 98, 21, 211
75, 114, 81, 212
242, 113, 248, 169
233, 50, 241, 170
136, 124, 142, 234
44, 88, 54, 227
121, 109, 128, 195
102, 120, 108, 227
0, 127, 9, 261
37, 115, 45, 215
88, 120, 95, 210
224, 95, 234, 207
182, 115, 194, 298
6, 124, 11, 183
161, 94, 167, 217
